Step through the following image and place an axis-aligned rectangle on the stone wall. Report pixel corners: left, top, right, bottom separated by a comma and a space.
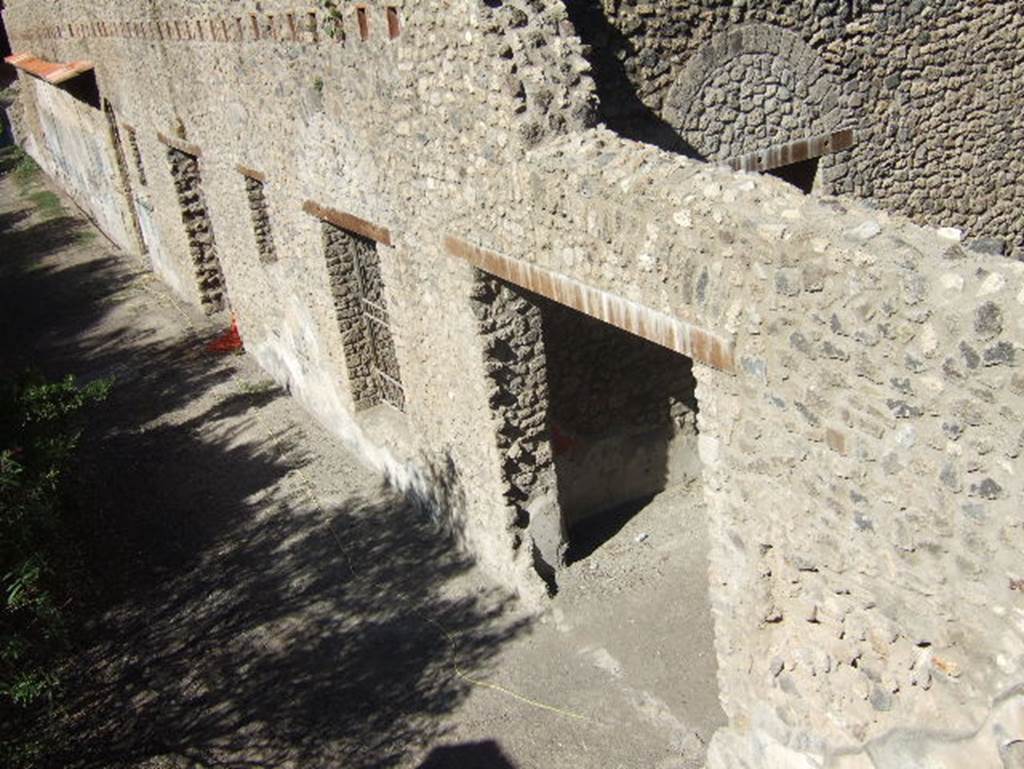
444, 126, 1024, 767
166, 145, 226, 313
123, 124, 146, 186
17, 75, 137, 250
321, 220, 405, 412
469, 274, 561, 587
567, 0, 1024, 257
4, 1, 1024, 767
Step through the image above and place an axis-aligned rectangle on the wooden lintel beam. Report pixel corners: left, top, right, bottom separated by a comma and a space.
156, 131, 202, 157
302, 200, 392, 247
444, 235, 736, 374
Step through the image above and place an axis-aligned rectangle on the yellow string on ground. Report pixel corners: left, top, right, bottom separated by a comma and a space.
293, 467, 594, 725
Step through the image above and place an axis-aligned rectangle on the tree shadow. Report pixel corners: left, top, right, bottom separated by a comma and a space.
0, 181, 531, 768
57, 427, 524, 769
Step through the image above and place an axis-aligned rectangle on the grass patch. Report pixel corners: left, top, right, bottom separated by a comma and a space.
0, 372, 111, 768
0, 144, 27, 176
13, 153, 41, 189
1, 145, 42, 190
235, 378, 279, 397
73, 229, 97, 245
27, 190, 63, 219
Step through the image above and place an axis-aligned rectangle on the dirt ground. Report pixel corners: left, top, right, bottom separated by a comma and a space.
0, 168, 724, 769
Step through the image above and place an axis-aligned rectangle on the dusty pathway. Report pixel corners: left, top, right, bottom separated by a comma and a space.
0, 169, 723, 769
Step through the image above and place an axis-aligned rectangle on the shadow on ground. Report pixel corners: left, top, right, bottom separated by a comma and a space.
417, 740, 518, 769
1, 180, 528, 769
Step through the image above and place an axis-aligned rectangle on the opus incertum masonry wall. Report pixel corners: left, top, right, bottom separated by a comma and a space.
165, 144, 226, 313
4, 1, 1023, 768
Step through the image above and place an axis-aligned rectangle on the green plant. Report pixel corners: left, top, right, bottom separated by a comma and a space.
0, 144, 29, 177
235, 378, 278, 397
27, 190, 62, 219
0, 372, 110, 738
319, 0, 345, 38
12, 149, 40, 188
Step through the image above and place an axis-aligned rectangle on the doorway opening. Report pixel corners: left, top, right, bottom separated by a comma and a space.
536, 296, 701, 562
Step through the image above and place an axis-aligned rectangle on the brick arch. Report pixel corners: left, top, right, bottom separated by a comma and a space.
663, 24, 842, 163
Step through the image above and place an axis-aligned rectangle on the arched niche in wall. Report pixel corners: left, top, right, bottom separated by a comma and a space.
663, 23, 847, 186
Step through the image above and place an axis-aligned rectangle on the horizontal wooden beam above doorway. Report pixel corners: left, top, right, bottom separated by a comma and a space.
444, 235, 736, 374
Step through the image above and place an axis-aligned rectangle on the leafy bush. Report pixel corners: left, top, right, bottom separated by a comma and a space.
0, 372, 109, 756
0, 144, 38, 183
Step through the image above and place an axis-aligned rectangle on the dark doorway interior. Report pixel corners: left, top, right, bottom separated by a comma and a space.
61, 70, 101, 110
536, 297, 700, 559
767, 156, 819, 194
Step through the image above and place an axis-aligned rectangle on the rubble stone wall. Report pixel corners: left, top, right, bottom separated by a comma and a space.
448, 127, 1024, 767
4, 1, 1024, 767
166, 145, 226, 313
568, 0, 1024, 258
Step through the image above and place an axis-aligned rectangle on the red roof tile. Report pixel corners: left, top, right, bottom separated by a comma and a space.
4, 52, 94, 84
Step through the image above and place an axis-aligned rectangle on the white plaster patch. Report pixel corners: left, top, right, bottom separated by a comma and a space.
637, 251, 656, 271
249, 296, 418, 496
673, 209, 693, 228
847, 220, 881, 242
937, 227, 963, 242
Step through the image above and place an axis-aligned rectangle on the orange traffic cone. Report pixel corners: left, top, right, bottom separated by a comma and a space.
206, 314, 244, 354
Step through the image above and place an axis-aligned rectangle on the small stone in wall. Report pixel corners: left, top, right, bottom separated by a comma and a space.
932, 655, 962, 678
975, 301, 1004, 340
846, 219, 882, 242
886, 399, 923, 419
775, 268, 802, 297
967, 237, 1005, 256
978, 271, 1007, 295
982, 341, 1015, 366
960, 342, 981, 370
969, 478, 1002, 500
869, 685, 893, 712
939, 463, 961, 491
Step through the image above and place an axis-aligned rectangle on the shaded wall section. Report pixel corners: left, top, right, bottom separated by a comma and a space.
539, 295, 700, 529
